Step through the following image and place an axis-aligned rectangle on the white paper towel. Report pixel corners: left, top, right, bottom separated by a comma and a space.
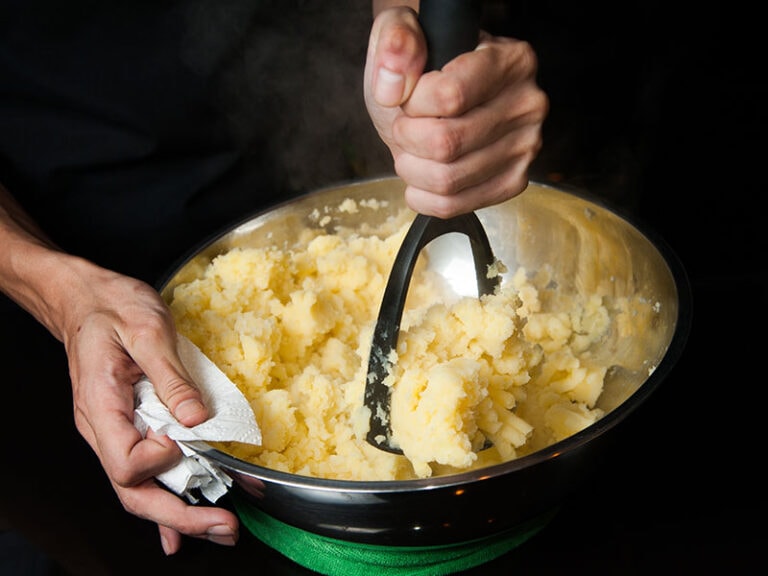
134, 334, 261, 504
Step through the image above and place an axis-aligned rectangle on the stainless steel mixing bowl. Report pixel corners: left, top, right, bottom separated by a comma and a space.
158, 176, 691, 546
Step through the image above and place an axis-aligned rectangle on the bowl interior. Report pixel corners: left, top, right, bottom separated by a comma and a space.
160, 177, 689, 486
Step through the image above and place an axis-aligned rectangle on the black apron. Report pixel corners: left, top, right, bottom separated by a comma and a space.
0, 0, 287, 282
0, 3, 383, 574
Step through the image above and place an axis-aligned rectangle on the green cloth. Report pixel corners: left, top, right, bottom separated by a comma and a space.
233, 491, 556, 576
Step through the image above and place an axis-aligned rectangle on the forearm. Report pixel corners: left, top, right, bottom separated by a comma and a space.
0, 183, 90, 341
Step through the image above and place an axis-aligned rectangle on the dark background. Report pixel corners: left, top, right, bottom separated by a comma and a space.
2, 1, 765, 574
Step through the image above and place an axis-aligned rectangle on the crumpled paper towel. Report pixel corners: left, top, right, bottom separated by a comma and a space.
134, 334, 261, 504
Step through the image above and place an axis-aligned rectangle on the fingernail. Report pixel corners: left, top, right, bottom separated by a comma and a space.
174, 398, 207, 425
160, 533, 172, 555
375, 66, 405, 106
207, 524, 237, 547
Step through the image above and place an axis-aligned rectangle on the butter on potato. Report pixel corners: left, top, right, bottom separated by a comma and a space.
169, 199, 647, 481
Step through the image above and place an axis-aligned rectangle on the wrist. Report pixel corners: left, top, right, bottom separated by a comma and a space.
0, 238, 79, 340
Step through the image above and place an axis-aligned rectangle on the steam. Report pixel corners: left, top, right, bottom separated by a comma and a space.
179, 0, 392, 194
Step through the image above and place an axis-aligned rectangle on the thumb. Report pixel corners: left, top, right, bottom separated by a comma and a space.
367, 7, 426, 107
133, 331, 209, 428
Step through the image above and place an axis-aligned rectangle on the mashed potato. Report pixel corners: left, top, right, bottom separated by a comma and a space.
169, 199, 639, 481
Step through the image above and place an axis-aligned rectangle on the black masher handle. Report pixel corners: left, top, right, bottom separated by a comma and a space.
366, 1, 492, 453
419, 0, 481, 72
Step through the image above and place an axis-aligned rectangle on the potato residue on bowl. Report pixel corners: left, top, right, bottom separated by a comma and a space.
169, 199, 642, 481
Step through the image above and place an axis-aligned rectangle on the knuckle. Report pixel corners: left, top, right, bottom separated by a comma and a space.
536, 89, 550, 120
109, 459, 142, 488
505, 40, 538, 76
382, 19, 421, 56
126, 316, 168, 348
427, 122, 463, 162
521, 88, 549, 123
434, 76, 467, 117
163, 375, 196, 405
518, 41, 538, 69
115, 487, 144, 517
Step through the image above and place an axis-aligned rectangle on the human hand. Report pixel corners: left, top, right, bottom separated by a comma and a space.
364, 6, 548, 218
59, 258, 239, 554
